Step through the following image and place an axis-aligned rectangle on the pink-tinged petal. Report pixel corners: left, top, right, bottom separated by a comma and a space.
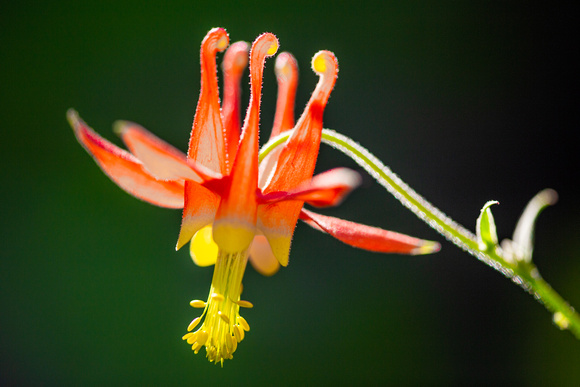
299, 209, 441, 255
68, 109, 185, 209
213, 33, 278, 253
259, 168, 361, 208
249, 235, 280, 276
271, 52, 298, 138
115, 121, 204, 183
221, 41, 250, 163
258, 52, 299, 189
118, 120, 224, 184
187, 27, 229, 175
258, 51, 339, 266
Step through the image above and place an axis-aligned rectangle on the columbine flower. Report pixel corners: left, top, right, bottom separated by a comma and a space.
69, 27, 440, 365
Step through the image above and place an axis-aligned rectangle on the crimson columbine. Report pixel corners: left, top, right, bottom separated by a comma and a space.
69, 28, 439, 365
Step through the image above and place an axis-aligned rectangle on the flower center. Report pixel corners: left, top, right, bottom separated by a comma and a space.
182, 249, 252, 365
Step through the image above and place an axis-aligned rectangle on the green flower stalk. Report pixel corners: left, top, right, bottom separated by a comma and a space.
260, 129, 580, 339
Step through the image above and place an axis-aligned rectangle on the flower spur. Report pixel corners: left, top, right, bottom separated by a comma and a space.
69, 27, 440, 365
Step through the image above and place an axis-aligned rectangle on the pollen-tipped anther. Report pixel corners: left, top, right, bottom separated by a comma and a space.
184, 250, 251, 364
190, 300, 206, 308
187, 316, 201, 331
236, 300, 254, 308
211, 292, 225, 302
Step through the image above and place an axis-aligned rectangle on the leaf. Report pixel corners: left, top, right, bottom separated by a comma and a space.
511, 188, 558, 262
476, 201, 499, 252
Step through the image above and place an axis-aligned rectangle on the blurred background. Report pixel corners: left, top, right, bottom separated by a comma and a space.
1, 1, 578, 385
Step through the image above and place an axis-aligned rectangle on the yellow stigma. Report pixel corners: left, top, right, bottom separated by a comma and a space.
312, 52, 327, 73
183, 249, 252, 364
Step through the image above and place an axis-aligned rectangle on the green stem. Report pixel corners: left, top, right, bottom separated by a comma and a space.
259, 129, 580, 338
518, 266, 580, 339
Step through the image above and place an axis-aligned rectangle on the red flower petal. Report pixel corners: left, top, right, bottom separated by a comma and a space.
68, 110, 184, 209
116, 121, 204, 183
299, 208, 441, 255
177, 28, 230, 248
176, 181, 219, 250
213, 33, 278, 253
187, 27, 229, 174
259, 168, 361, 208
258, 51, 339, 266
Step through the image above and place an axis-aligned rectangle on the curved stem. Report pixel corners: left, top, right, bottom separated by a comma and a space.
259, 129, 580, 338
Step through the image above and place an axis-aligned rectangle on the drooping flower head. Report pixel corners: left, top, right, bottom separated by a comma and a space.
68, 27, 439, 365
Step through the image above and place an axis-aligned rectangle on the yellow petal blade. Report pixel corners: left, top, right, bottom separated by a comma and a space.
190, 225, 219, 266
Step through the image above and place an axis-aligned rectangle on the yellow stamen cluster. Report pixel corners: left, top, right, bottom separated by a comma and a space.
182, 250, 252, 365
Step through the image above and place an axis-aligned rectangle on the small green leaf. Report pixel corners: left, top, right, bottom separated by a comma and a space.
476, 201, 499, 252
511, 188, 558, 262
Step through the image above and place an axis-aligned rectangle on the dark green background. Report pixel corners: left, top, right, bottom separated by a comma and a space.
2, 1, 578, 385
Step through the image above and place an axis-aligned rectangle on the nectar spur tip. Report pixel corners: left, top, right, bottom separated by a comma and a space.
206, 27, 229, 52
254, 32, 279, 58
267, 42, 278, 56
216, 35, 228, 51
275, 52, 298, 79
311, 50, 337, 76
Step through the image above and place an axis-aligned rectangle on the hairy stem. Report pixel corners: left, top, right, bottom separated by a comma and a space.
259, 129, 580, 338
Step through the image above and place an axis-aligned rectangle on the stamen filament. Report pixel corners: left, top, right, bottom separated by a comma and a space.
183, 249, 252, 364
259, 128, 580, 338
